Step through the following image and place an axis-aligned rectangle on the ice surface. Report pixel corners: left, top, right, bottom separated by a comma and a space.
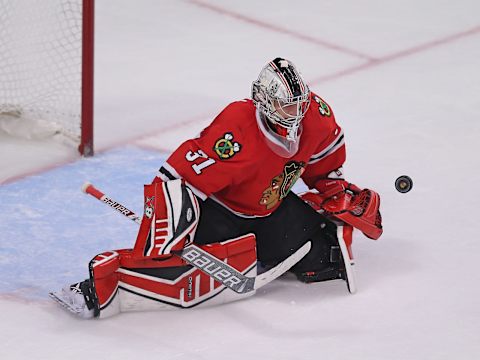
1, 1, 480, 359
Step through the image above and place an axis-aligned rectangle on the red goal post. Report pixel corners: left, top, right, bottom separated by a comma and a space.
81, 0, 94, 156
0, 0, 95, 156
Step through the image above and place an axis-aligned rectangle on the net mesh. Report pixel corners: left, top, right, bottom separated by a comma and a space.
0, 0, 83, 141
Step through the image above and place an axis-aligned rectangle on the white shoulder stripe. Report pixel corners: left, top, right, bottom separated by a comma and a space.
308, 130, 345, 164
157, 172, 171, 182
162, 162, 181, 179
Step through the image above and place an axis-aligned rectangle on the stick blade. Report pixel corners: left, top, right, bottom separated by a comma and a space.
253, 241, 311, 290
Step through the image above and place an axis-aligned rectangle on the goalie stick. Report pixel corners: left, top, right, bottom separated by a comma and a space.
81, 182, 311, 294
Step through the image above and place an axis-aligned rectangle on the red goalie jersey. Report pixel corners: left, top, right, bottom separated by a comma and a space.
158, 93, 346, 217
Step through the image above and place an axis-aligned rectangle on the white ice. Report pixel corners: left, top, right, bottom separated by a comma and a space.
1, 0, 480, 359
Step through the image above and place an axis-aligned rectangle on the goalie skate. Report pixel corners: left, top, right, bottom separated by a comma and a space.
49, 281, 95, 319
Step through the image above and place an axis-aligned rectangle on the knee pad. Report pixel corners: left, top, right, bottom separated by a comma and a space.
133, 179, 200, 259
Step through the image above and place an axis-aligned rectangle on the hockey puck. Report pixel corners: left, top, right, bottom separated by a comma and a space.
395, 175, 413, 193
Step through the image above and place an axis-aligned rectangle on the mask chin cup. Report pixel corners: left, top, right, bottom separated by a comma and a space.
257, 111, 302, 158
265, 137, 300, 158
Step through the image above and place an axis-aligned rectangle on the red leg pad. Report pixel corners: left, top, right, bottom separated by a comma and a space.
91, 233, 257, 316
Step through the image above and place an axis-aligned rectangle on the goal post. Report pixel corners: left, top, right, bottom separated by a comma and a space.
81, 0, 94, 156
0, 0, 95, 156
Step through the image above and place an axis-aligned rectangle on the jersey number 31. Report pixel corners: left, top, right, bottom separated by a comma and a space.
185, 150, 215, 175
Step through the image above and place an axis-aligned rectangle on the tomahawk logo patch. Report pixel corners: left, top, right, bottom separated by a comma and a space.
213, 133, 241, 160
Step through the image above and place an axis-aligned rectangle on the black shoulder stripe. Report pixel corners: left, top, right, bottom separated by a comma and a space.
159, 166, 177, 181
309, 134, 345, 162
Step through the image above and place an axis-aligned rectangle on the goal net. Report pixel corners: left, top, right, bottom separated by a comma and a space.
0, 0, 94, 156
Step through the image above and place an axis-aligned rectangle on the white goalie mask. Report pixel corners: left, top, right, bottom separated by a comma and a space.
252, 58, 311, 146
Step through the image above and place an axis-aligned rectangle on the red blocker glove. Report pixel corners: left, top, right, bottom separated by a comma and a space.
301, 185, 383, 240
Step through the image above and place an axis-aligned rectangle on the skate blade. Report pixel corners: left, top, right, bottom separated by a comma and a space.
49, 291, 91, 318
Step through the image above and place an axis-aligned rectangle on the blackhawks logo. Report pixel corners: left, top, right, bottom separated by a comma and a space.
259, 161, 305, 210
213, 133, 241, 159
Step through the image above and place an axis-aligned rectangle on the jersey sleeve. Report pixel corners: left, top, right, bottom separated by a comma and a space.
158, 103, 250, 199
301, 109, 346, 189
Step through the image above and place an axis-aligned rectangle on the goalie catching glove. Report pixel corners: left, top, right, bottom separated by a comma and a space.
301, 168, 383, 240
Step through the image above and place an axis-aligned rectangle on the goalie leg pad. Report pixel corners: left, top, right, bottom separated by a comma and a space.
85, 234, 257, 318
292, 225, 356, 294
133, 179, 200, 259
337, 225, 356, 293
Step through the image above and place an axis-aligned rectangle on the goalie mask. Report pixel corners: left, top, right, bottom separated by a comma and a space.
252, 58, 311, 155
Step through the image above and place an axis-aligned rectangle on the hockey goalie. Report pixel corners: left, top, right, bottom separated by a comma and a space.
50, 58, 383, 318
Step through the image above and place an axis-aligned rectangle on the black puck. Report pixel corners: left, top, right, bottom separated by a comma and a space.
395, 175, 413, 193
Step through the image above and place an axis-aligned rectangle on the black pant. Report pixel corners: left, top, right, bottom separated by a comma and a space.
194, 193, 338, 274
